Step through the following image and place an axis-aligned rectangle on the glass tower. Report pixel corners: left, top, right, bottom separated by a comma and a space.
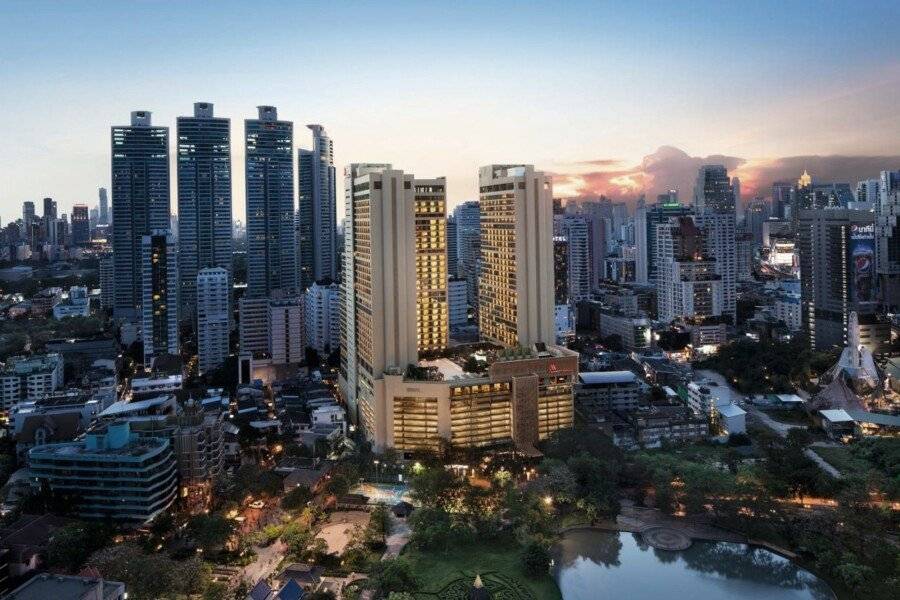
245, 106, 296, 298
176, 102, 232, 315
111, 111, 170, 319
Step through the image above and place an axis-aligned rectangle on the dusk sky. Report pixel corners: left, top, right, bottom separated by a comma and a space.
3, 0, 900, 222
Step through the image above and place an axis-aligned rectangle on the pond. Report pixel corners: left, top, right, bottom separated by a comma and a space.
555, 529, 835, 600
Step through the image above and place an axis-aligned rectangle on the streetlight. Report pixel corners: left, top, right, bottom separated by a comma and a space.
374, 459, 380, 483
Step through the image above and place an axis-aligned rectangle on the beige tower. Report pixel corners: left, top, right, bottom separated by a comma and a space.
341, 165, 448, 443
478, 165, 556, 347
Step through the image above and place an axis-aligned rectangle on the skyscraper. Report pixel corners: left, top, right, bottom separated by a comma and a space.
799, 208, 886, 352
634, 199, 693, 285
42, 197, 57, 220
22, 201, 35, 226
771, 181, 794, 220
196, 267, 230, 375
446, 215, 459, 278
555, 215, 591, 302
98, 187, 109, 225
340, 165, 420, 432
855, 178, 880, 206
478, 164, 555, 347
880, 170, 900, 209
141, 230, 179, 366
414, 178, 449, 353
454, 200, 481, 309
656, 216, 723, 323
297, 124, 337, 289
245, 106, 296, 298
693, 165, 737, 322
71, 204, 90, 245
176, 102, 232, 316
111, 111, 170, 319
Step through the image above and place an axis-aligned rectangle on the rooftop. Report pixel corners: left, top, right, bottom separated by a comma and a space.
5, 574, 125, 600
579, 371, 639, 385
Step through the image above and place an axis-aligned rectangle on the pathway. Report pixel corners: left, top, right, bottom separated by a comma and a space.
240, 539, 286, 585
382, 513, 411, 559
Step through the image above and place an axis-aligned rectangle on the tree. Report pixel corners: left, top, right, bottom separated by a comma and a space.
87, 543, 210, 600
307, 592, 338, 600
281, 485, 313, 511
386, 594, 416, 600
187, 513, 235, 555
409, 466, 464, 510
46, 522, 112, 571
365, 504, 391, 547
522, 540, 551, 576
325, 473, 351, 497
408, 506, 453, 551
368, 557, 418, 596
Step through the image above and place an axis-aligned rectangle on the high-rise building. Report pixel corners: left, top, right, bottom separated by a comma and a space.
876, 184, 900, 309
771, 181, 794, 220
413, 177, 449, 353
555, 215, 591, 303
141, 230, 179, 367
42, 197, 57, 221
454, 200, 481, 309
447, 277, 468, 327
268, 297, 305, 365
22, 201, 35, 226
340, 167, 573, 451
879, 170, 900, 209
99, 255, 114, 309
304, 282, 340, 354
111, 111, 170, 319
856, 178, 880, 207
245, 106, 296, 298
71, 204, 90, 245
341, 165, 421, 432
553, 236, 569, 306
446, 215, 459, 278
196, 267, 230, 375
339, 163, 391, 421
478, 165, 555, 347
176, 102, 232, 316
298, 124, 337, 289
694, 165, 734, 213
98, 187, 109, 225
693, 165, 737, 322
634, 199, 693, 284
656, 216, 723, 324
744, 198, 770, 245
798, 208, 886, 351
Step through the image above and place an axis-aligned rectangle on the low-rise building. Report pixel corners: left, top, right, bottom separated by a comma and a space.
5, 573, 126, 600
52, 286, 90, 319
616, 405, 709, 448
576, 371, 642, 422
28, 421, 177, 524
0, 354, 64, 413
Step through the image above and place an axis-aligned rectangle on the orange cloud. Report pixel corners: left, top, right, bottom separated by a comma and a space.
553, 146, 900, 207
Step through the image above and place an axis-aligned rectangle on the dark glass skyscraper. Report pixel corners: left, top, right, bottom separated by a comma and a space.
111, 111, 170, 318
98, 187, 109, 225
297, 124, 337, 289
245, 106, 296, 298
176, 102, 232, 315
71, 204, 90, 245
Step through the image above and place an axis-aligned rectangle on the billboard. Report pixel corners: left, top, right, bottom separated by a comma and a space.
849, 223, 875, 304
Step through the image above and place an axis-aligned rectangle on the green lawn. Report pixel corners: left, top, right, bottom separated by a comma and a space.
404, 537, 561, 600
811, 446, 873, 475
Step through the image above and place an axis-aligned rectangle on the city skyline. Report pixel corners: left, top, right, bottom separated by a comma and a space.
3, 1, 900, 222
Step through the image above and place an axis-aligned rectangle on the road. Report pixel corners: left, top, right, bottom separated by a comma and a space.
241, 539, 286, 585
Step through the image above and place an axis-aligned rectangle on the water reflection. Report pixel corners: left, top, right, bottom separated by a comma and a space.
555, 529, 834, 600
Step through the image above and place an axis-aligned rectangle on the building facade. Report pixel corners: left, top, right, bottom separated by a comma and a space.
245, 106, 296, 298
304, 282, 340, 355
478, 165, 555, 347
196, 267, 230, 374
298, 124, 337, 289
141, 230, 179, 367
28, 421, 177, 524
0, 354, 64, 413
111, 111, 170, 319
176, 102, 232, 316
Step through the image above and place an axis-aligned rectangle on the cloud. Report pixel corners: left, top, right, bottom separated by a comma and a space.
554, 146, 900, 206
